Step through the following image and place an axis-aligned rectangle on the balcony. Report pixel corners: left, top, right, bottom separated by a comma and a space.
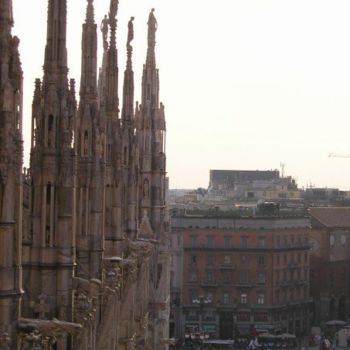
280, 281, 293, 288
220, 263, 236, 270
201, 280, 218, 288
236, 282, 253, 288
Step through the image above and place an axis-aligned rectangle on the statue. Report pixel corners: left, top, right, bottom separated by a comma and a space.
147, 8, 157, 46
100, 15, 109, 51
127, 17, 135, 48
143, 179, 149, 198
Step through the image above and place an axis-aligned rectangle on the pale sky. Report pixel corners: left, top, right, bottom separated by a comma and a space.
12, 0, 350, 190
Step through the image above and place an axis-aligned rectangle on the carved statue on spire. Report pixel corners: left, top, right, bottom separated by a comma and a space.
127, 17, 134, 50
147, 8, 157, 47
100, 15, 109, 51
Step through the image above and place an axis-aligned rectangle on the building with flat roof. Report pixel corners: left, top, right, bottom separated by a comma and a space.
309, 207, 350, 326
170, 215, 312, 340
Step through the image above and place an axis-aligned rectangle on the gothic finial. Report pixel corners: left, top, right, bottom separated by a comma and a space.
109, 0, 119, 22
86, 0, 94, 24
108, 0, 119, 50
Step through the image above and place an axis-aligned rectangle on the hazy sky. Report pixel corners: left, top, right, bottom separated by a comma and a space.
12, 0, 350, 190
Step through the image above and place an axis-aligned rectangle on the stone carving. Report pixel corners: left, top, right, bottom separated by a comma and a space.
73, 277, 101, 325
17, 318, 82, 348
0, 333, 10, 350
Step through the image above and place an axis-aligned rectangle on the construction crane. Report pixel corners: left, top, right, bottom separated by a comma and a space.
329, 153, 350, 158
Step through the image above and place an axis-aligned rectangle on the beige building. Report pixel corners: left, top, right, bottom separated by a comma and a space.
0, 1, 170, 349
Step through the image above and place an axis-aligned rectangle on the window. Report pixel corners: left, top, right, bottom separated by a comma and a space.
190, 255, 197, 265
189, 289, 197, 303
190, 235, 197, 248
239, 271, 248, 284
205, 270, 214, 283
223, 293, 230, 304
298, 235, 302, 246
276, 236, 281, 247
206, 293, 213, 303
241, 293, 247, 304
224, 255, 231, 265
189, 271, 197, 282
276, 291, 280, 304
257, 272, 266, 284
188, 310, 198, 320
207, 254, 214, 265
224, 236, 232, 248
304, 252, 308, 264
258, 236, 266, 248
207, 235, 214, 248
205, 310, 215, 320
240, 254, 248, 264
276, 255, 280, 265
257, 255, 265, 266
257, 293, 265, 305
222, 270, 231, 284
240, 236, 248, 248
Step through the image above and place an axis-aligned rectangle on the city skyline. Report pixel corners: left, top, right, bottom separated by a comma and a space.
13, 0, 350, 190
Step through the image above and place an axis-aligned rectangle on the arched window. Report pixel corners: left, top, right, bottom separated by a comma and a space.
45, 183, 52, 246
15, 90, 21, 130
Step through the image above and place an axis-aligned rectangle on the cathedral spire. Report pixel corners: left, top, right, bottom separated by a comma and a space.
0, 0, 14, 34
104, 0, 119, 115
141, 8, 159, 108
44, 0, 68, 81
80, 0, 97, 99
122, 17, 134, 124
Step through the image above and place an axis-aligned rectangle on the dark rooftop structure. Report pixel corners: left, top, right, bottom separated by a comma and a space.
209, 169, 280, 189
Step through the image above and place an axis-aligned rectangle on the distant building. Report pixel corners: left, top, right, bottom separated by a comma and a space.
304, 188, 350, 207
208, 169, 300, 203
309, 207, 350, 326
170, 215, 312, 339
